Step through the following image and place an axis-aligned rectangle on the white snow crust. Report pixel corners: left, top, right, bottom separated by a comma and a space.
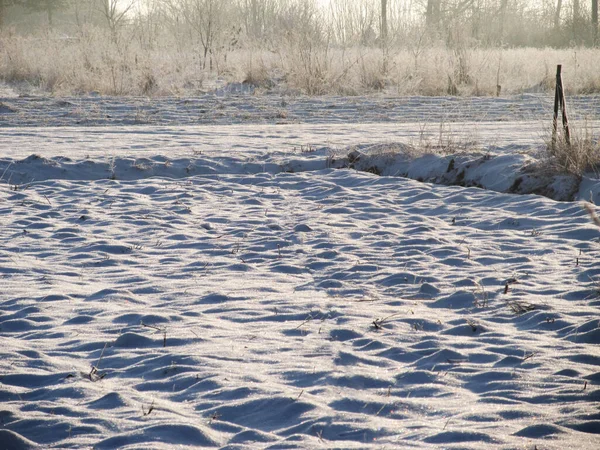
1, 93, 600, 449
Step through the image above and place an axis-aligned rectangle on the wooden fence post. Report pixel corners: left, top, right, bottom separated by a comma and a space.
552, 64, 571, 150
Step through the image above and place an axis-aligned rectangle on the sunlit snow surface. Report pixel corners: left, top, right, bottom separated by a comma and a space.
1, 92, 600, 449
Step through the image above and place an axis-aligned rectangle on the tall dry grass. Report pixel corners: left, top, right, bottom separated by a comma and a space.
544, 125, 600, 176
1, 27, 600, 97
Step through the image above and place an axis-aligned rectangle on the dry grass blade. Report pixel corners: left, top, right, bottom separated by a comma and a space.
372, 313, 402, 330
544, 126, 600, 176
141, 321, 167, 347
506, 300, 535, 315
142, 400, 155, 416
89, 343, 108, 381
583, 202, 600, 228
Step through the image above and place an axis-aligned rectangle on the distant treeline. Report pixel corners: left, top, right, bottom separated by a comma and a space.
1, 1, 598, 48
0, 1, 598, 48
1, 2, 600, 96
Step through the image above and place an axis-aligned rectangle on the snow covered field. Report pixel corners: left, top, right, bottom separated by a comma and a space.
1, 92, 600, 449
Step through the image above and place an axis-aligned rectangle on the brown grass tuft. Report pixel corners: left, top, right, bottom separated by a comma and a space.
545, 126, 600, 176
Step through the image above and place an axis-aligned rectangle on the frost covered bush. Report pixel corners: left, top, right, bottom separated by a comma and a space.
1, 26, 600, 97
545, 126, 600, 176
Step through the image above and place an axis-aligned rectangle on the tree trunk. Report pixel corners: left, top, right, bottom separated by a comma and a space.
426, 0, 440, 28
381, 0, 387, 43
554, 0, 562, 30
499, 0, 509, 39
426, 0, 432, 26
250, 0, 259, 38
572, 0, 580, 40
593, 0, 598, 44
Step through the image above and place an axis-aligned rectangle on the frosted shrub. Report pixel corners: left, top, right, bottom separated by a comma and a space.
1, 27, 600, 97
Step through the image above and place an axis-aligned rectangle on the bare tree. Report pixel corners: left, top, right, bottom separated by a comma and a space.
73, 0, 96, 28
425, 0, 440, 29
499, 0, 509, 40
179, 0, 232, 70
381, 0, 387, 43
329, 0, 377, 45
554, 0, 563, 30
573, 0, 581, 39
23, 0, 69, 28
593, 0, 598, 44
131, 0, 165, 49
245, 0, 261, 38
99, 0, 136, 37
